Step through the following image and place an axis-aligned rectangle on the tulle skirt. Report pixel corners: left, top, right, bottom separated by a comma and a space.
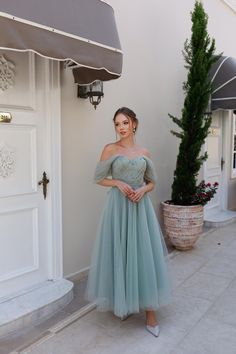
84, 187, 172, 317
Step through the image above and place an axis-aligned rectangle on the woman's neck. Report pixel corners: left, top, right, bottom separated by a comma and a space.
117, 137, 135, 149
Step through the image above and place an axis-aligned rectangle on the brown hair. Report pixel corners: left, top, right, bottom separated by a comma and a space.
113, 107, 139, 133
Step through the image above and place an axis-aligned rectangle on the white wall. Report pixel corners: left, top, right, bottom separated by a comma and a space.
61, 0, 236, 277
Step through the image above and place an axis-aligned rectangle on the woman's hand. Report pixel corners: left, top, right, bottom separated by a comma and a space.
128, 186, 147, 203
115, 180, 135, 197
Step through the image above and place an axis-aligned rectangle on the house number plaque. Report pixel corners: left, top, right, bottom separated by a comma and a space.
0, 112, 12, 123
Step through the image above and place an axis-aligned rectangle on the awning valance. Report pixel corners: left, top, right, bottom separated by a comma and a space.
209, 56, 236, 111
0, 0, 123, 85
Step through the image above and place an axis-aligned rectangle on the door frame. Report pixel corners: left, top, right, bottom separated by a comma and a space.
44, 58, 63, 280
221, 110, 230, 211
203, 110, 231, 213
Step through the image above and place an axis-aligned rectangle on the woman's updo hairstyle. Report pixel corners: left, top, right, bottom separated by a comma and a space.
113, 107, 139, 133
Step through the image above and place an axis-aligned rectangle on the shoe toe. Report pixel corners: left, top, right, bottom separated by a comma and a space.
146, 324, 160, 337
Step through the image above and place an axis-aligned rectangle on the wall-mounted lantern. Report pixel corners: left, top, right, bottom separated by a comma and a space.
77, 80, 104, 109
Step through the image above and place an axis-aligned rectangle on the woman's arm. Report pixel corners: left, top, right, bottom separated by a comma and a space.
128, 149, 155, 202
96, 144, 135, 197
98, 176, 135, 198
128, 181, 155, 203
142, 181, 155, 193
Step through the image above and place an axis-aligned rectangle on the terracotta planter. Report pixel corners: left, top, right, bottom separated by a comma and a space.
161, 201, 204, 251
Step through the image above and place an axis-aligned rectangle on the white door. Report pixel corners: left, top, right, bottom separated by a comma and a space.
204, 111, 224, 216
0, 51, 58, 299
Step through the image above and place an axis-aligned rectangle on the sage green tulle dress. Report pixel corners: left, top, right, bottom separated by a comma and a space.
84, 155, 172, 317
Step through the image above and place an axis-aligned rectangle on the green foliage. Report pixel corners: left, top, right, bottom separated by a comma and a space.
169, 1, 221, 205
191, 180, 219, 205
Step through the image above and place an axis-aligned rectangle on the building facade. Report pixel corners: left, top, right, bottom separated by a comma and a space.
0, 0, 235, 333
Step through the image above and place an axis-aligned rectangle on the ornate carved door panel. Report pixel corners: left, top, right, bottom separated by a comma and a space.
0, 51, 52, 299
204, 111, 223, 216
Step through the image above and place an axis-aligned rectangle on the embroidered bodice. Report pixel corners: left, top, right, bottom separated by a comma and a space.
94, 155, 157, 188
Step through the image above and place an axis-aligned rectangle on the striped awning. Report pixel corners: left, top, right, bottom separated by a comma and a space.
0, 0, 123, 85
209, 56, 236, 111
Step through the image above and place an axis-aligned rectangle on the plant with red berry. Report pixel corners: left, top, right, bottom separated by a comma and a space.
190, 180, 219, 205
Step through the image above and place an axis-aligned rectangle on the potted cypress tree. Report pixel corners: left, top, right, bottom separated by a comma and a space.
162, 1, 220, 250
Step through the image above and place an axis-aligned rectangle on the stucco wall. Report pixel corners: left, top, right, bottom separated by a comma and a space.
61, 0, 236, 277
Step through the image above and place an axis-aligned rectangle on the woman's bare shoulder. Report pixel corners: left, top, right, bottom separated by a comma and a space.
99, 143, 117, 161
139, 147, 151, 158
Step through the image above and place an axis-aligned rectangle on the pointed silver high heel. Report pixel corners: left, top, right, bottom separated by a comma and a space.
146, 324, 160, 337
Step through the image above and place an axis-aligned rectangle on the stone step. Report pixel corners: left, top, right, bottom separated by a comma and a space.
204, 209, 236, 227
0, 279, 73, 338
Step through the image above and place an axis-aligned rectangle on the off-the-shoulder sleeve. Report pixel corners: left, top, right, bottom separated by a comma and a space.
144, 157, 157, 183
93, 156, 117, 183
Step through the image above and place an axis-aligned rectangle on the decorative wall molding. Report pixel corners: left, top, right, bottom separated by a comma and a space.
0, 141, 15, 178
0, 52, 36, 111
223, 0, 236, 12
0, 125, 37, 197
0, 55, 15, 92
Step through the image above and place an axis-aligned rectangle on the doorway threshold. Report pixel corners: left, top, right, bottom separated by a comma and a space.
0, 279, 73, 339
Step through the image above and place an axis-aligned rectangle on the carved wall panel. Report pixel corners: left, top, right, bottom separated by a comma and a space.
0, 141, 15, 178
0, 51, 35, 110
0, 55, 15, 92
0, 125, 37, 197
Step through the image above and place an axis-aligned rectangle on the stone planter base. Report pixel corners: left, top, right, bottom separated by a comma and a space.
161, 201, 204, 251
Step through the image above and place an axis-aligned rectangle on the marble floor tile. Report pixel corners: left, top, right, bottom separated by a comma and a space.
216, 238, 236, 258
132, 323, 187, 354
199, 229, 231, 244
22, 312, 186, 354
185, 237, 223, 259
218, 222, 236, 233
226, 277, 236, 292
199, 253, 236, 279
169, 253, 208, 289
175, 271, 231, 301
83, 309, 148, 340
0, 326, 49, 354
203, 227, 236, 244
22, 318, 156, 354
205, 278, 236, 327
22, 317, 139, 354
172, 316, 236, 354
157, 293, 212, 331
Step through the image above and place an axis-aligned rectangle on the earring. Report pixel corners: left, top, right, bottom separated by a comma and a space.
133, 127, 136, 134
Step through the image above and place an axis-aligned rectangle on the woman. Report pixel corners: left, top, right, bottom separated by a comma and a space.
85, 107, 171, 337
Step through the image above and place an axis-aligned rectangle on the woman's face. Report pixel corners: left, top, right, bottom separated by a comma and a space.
114, 113, 134, 139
